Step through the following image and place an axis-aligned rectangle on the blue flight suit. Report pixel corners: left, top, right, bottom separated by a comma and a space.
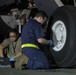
21, 18, 50, 69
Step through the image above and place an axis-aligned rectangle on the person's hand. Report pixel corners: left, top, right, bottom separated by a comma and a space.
9, 57, 15, 61
48, 40, 54, 47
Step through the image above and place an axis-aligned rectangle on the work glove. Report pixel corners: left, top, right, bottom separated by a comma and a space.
9, 57, 15, 62
48, 40, 54, 47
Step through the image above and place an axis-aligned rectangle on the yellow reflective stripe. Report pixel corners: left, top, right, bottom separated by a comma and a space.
21, 44, 39, 49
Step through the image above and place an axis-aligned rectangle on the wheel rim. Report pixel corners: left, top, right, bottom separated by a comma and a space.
52, 20, 67, 51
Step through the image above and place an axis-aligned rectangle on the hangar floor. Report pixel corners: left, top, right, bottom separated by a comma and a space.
0, 67, 76, 75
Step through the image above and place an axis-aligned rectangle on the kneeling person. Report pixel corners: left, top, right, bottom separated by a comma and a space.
0, 29, 21, 66
21, 11, 54, 69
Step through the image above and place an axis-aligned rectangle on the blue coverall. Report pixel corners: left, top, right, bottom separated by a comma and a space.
21, 18, 50, 69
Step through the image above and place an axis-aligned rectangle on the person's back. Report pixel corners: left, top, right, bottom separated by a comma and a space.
21, 18, 43, 46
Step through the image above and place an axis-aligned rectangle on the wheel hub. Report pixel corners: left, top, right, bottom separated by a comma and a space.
52, 20, 67, 51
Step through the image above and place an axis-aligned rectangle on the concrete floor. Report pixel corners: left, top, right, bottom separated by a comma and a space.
0, 67, 76, 75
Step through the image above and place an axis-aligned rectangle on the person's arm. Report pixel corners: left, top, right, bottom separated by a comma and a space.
37, 38, 54, 47
0, 39, 9, 57
0, 45, 4, 57
9, 51, 22, 61
14, 51, 22, 59
37, 38, 49, 45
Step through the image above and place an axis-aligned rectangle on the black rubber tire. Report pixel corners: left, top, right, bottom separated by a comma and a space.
47, 5, 76, 67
